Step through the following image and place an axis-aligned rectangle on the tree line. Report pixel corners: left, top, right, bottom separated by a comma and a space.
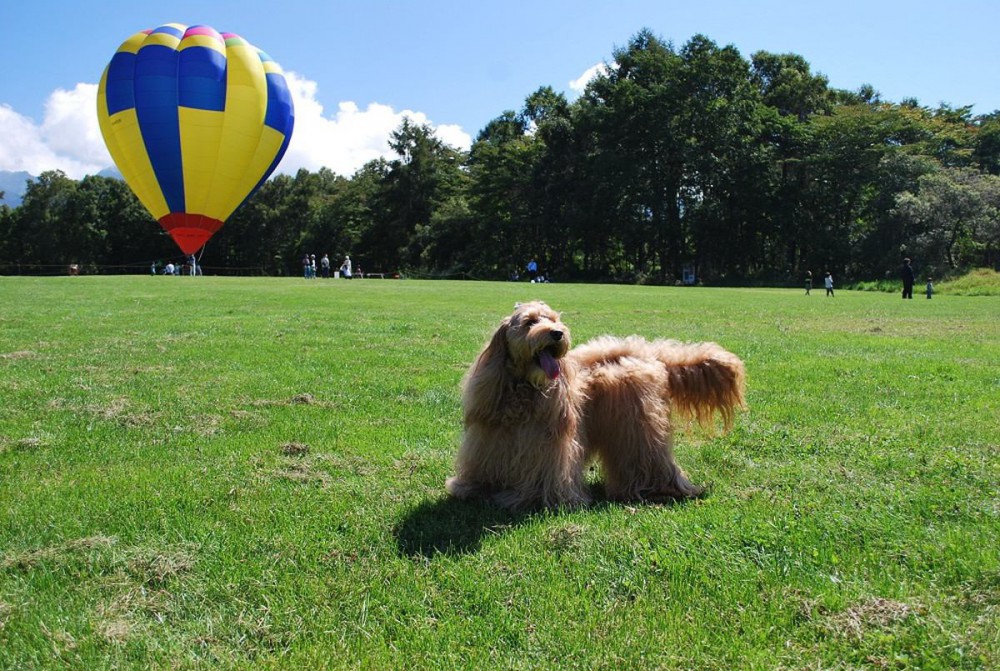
2, 30, 999, 283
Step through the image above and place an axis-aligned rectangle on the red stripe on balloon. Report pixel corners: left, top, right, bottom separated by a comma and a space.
185, 26, 223, 39
158, 212, 224, 255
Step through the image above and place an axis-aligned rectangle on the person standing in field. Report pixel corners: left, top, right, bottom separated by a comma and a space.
527, 258, 538, 282
824, 271, 834, 297
901, 257, 915, 299
805, 270, 812, 295
926, 276, 934, 299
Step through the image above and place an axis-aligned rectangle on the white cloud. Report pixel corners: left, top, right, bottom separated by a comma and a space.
569, 62, 609, 95
0, 72, 472, 180
43, 84, 109, 168
430, 124, 471, 155
279, 71, 471, 176
0, 85, 108, 179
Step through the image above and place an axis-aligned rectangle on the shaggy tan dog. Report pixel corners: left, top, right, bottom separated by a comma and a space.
446, 301, 745, 510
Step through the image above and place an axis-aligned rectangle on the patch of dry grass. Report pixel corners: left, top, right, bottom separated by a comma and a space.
279, 441, 310, 456
0, 350, 38, 360
823, 597, 924, 640
273, 460, 332, 487
0, 601, 11, 631
1, 536, 118, 572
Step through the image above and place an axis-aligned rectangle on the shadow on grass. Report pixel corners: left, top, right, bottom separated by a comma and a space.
393, 497, 531, 558
393, 486, 705, 559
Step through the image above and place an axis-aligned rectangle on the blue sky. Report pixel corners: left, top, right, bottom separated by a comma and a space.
2, 0, 998, 179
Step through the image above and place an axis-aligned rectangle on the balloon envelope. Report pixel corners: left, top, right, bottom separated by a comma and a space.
97, 23, 294, 255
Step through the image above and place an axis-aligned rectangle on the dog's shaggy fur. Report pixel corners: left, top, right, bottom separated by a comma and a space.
446, 301, 746, 510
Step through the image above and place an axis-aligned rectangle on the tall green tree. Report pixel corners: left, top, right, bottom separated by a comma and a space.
9, 171, 81, 269
579, 29, 687, 280
973, 112, 1000, 175
216, 173, 294, 274
521, 87, 583, 278
674, 36, 777, 280
578, 31, 780, 281
467, 110, 542, 277
795, 104, 925, 275
747, 51, 832, 278
84, 176, 172, 268
751, 51, 831, 122
0, 201, 12, 268
894, 166, 1000, 272
410, 194, 478, 276
365, 119, 466, 272
307, 165, 378, 270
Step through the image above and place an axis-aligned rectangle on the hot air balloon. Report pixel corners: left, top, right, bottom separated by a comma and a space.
97, 23, 294, 255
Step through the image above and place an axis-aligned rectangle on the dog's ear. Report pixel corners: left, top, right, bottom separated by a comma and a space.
463, 318, 512, 424
476, 317, 511, 372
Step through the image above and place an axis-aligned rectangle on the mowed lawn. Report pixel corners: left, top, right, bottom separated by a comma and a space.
1, 276, 997, 670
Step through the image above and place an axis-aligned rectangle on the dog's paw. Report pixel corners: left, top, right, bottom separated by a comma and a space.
445, 476, 484, 500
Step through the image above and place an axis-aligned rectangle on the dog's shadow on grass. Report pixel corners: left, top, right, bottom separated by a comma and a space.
393, 497, 531, 558
393, 486, 705, 559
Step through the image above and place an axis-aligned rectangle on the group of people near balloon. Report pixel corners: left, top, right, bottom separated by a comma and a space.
304, 254, 353, 279
151, 254, 200, 276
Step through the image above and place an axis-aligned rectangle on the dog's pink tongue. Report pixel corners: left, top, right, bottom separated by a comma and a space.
538, 351, 560, 380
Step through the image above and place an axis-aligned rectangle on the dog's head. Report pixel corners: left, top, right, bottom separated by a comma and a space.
478, 301, 571, 388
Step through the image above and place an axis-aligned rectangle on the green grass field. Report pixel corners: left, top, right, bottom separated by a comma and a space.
1, 276, 998, 670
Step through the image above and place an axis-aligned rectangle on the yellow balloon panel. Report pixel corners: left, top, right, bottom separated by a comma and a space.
201, 42, 268, 222
97, 80, 170, 220
178, 107, 225, 220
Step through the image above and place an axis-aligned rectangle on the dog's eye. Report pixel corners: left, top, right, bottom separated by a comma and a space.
524, 317, 539, 327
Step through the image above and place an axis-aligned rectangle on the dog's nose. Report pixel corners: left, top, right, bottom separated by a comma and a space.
550, 330, 564, 341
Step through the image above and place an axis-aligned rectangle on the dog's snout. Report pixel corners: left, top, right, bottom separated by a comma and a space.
550, 330, 564, 341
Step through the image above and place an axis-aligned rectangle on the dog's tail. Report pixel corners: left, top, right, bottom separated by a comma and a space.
649, 340, 746, 430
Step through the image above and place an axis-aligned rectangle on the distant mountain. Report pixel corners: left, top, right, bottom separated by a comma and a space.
0, 171, 32, 208
0, 168, 123, 208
